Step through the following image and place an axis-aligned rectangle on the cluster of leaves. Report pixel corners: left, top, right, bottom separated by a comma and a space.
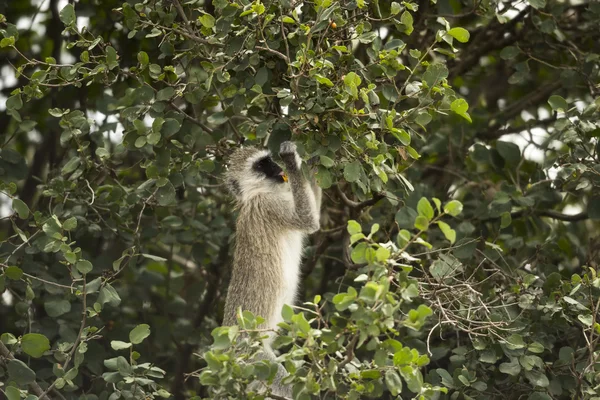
1, 0, 600, 399
199, 214, 453, 399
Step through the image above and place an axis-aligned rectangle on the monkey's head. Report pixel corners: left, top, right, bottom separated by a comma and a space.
224, 147, 288, 202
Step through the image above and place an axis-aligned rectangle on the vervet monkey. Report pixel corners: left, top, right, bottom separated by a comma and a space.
223, 141, 322, 397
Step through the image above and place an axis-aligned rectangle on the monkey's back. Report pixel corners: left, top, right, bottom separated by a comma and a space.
223, 195, 304, 332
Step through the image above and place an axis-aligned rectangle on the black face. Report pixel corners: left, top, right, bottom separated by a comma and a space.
252, 156, 285, 183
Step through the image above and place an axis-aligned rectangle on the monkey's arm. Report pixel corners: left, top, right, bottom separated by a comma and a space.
279, 141, 320, 233
310, 174, 322, 217
306, 156, 323, 216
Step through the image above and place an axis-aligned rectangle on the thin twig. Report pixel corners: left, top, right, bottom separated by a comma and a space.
256, 46, 289, 63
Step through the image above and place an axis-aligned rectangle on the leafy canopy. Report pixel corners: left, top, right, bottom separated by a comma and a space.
1, 0, 600, 399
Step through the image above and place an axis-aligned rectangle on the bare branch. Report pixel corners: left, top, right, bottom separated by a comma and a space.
336, 186, 385, 209
511, 209, 589, 222
256, 46, 289, 63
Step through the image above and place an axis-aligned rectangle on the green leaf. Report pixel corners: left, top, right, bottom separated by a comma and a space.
499, 358, 521, 376
548, 95, 568, 112
44, 299, 71, 317
385, 370, 403, 395
198, 13, 215, 28
414, 215, 429, 231
450, 99, 472, 123
423, 63, 448, 87
207, 112, 229, 125
496, 141, 521, 165
106, 46, 118, 69
62, 156, 81, 175
320, 155, 334, 167
527, 0, 546, 9
63, 216, 77, 231
129, 324, 151, 344
7, 359, 36, 385
443, 200, 463, 217
5, 266, 23, 280
415, 112, 432, 126
98, 284, 121, 307
430, 255, 462, 280
400, 11, 413, 35
524, 370, 550, 387
351, 242, 369, 264
505, 334, 526, 349
314, 74, 334, 87
156, 88, 175, 102
358, 31, 378, 44
157, 182, 176, 206
528, 342, 544, 353
578, 314, 593, 326
343, 72, 362, 98
436, 369, 455, 388
375, 246, 390, 262
315, 167, 333, 188
343, 72, 361, 87
500, 46, 520, 59
12, 198, 29, 219
432, 198, 442, 213
6, 94, 23, 110
21, 333, 51, 358
417, 197, 434, 220
437, 221, 456, 244
390, 2, 401, 15
137, 51, 149, 66
344, 161, 362, 182
0, 36, 15, 48
390, 128, 410, 145
472, 381, 487, 392
135, 136, 147, 148
281, 304, 294, 322
448, 27, 470, 43
76, 260, 93, 275
396, 207, 417, 228
59, 4, 76, 26
500, 212, 512, 228
162, 119, 181, 137
111, 340, 132, 350
347, 220, 362, 235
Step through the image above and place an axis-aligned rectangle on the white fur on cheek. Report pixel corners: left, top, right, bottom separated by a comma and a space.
237, 150, 275, 202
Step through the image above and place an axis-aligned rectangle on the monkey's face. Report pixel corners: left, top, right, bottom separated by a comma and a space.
252, 155, 288, 184
225, 148, 289, 202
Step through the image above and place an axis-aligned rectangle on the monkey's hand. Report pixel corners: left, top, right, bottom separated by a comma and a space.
279, 141, 301, 172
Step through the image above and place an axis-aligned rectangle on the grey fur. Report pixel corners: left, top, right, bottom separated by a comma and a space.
223, 141, 321, 398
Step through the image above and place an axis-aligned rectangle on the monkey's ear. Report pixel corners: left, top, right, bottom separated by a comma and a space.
226, 177, 242, 198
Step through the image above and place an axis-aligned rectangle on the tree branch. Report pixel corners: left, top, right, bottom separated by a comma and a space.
336, 186, 385, 209
511, 209, 589, 222
255, 46, 289, 63
481, 82, 562, 140
171, 0, 191, 27
337, 334, 359, 369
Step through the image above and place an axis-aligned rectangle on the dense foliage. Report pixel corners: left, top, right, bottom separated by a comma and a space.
1, 0, 599, 399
